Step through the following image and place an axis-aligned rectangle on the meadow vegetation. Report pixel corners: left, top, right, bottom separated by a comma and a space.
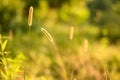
0, 0, 120, 80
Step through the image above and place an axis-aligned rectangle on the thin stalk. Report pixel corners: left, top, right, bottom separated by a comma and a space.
52, 42, 68, 80
69, 26, 74, 54
23, 6, 33, 80
41, 28, 68, 80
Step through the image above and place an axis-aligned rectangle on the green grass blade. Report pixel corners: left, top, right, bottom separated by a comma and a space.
2, 40, 8, 52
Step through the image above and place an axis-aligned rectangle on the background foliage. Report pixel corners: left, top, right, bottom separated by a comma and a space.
0, 0, 120, 42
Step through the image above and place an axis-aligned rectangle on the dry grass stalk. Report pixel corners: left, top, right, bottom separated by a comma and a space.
104, 71, 109, 80
41, 28, 68, 80
69, 26, 74, 40
41, 28, 54, 43
28, 6, 33, 27
84, 39, 88, 53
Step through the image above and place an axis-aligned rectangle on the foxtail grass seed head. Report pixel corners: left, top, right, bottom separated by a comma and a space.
84, 39, 88, 53
41, 28, 54, 42
69, 26, 74, 40
28, 6, 33, 27
9, 30, 13, 41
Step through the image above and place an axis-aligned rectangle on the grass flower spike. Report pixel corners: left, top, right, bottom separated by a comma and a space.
84, 38, 88, 53
41, 28, 54, 42
28, 6, 33, 27
69, 26, 74, 40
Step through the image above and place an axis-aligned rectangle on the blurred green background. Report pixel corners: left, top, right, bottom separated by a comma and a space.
0, 0, 120, 43
0, 0, 120, 80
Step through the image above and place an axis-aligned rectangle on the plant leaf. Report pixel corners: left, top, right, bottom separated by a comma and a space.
1, 71, 8, 79
2, 40, 8, 52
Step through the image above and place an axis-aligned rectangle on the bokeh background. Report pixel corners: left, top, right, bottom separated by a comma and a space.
0, 0, 120, 80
